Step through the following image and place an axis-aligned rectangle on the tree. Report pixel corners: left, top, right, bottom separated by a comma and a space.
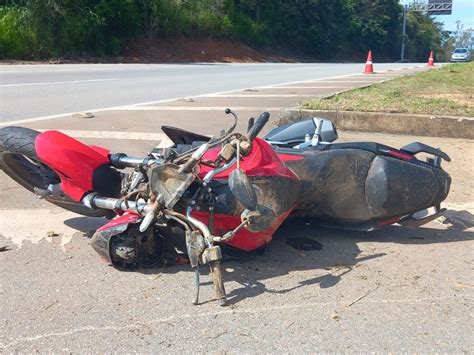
454, 20, 473, 48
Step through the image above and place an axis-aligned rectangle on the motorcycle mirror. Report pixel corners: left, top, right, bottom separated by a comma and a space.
228, 168, 257, 211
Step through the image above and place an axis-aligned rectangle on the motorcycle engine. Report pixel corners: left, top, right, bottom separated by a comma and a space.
91, 222, 188, 270
108, 225, 164, 270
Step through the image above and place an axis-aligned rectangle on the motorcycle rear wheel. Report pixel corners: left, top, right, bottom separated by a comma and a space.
0, 126, 110, 218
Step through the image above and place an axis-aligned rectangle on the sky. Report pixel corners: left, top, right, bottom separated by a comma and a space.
400, 0, 474, 32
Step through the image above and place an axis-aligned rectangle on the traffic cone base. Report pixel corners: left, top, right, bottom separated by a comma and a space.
364, 50, 374, 74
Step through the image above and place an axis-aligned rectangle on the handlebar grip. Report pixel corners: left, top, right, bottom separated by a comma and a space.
246, 112, 270, 141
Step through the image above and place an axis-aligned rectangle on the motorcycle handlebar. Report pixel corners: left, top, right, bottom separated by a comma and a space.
246, 112, 270, 142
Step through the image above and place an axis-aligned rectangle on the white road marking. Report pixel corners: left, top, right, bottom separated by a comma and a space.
0, 78, 117, 88
258, 86, 362, 89
0, 209, 91, 249
272, 81, 379, 85
114, 106, 284, 111
208, 94, 316, 98
37, 129, 173, 144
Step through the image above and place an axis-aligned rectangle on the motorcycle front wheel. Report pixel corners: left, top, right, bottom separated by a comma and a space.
0, 126, 110, 218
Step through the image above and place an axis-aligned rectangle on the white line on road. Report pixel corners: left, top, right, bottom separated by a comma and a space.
273, 80, 383, 84
0, 78, 118, 88
114, 106, 283, 111
37, 129, 173, 143
257, 86, 360, 89
208, 94, 316, 98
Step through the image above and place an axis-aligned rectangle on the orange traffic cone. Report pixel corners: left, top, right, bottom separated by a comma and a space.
427, 51, 435, 67
364, 50, 374, 74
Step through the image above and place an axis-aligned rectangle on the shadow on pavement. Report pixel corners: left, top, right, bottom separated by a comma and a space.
63, 210, 474, 305
218, 215, 474, 304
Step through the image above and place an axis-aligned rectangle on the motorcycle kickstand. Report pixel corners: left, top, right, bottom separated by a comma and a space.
210, 260, 227, 306
193, 267, 201, 305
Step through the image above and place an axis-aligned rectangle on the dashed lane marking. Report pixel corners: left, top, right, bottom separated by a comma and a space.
0, 78, 118, 87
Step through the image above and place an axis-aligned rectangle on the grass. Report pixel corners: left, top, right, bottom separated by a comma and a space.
302, 62, 474, 117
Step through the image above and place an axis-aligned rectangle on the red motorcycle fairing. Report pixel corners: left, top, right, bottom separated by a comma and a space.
194, 138, 301, 251
35, 131, 111, 201
192, 210, 292, 251
91, 213, 142, 264
198, 138, 300, 181
97, 212, 142, 232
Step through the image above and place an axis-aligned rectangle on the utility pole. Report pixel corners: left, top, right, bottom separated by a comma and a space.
401, 4, 408, 61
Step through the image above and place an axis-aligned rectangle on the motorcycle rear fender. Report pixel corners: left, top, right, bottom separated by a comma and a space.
91, 213, 141, 263
35, 131, 113, 201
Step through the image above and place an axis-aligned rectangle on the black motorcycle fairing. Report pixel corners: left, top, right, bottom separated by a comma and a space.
400, 142, 451, 162
365, 156, 441, 218
277, 143, 451, 225
286, 148, 376, 223
264, 119, 316, 144
161, 126, 211, 145
192, 175, 301, 218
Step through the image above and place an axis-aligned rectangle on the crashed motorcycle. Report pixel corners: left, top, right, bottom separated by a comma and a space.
0, 110, 451, 305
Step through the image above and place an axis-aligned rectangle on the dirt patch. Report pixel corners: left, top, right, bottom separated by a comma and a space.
0, 37, 310, 64
122, 37, 303, 63
419, 93, 474, 107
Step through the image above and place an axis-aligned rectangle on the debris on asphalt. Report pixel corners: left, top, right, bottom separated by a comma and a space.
73, 112, 94, 119
286, 237, 323, 251
47, 230, 60, 237
455, 282, 474, 289
0, 246, 11, 252
347, 285, 380, 307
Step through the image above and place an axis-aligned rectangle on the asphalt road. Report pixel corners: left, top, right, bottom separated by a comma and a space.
1, 63, 424, 122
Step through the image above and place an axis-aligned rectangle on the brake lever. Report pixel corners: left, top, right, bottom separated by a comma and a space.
224, 108, 238, 135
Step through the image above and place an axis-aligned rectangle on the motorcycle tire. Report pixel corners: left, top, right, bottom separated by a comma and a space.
0, 126, 110, 218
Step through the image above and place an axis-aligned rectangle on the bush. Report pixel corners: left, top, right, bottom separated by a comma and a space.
0, 0, 445, 61
0, 6, 39, 58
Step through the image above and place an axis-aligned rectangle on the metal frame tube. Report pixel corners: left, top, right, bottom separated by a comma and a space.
186, 206, 211, 240
82, 193, 153, 214
202, 158, 236, 185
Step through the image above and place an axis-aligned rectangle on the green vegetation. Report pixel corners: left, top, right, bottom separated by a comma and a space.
0, 0, 448, 60
302, 62, 474, 117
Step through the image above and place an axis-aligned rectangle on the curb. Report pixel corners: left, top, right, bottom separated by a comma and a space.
280, 109, 474, 139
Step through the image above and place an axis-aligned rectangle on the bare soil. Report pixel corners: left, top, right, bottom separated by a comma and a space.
122, 37, 305, 63
0, 37, 310, 64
